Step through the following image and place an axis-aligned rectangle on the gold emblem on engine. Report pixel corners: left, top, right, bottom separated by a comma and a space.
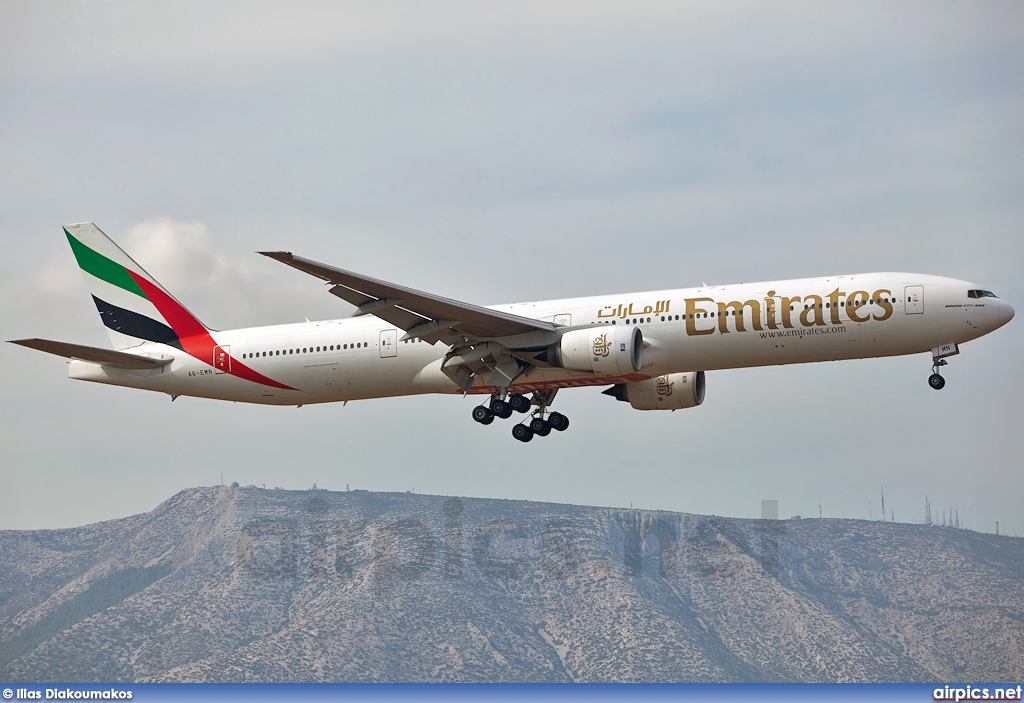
656, 375, 674, 396
592, 333, 611, 357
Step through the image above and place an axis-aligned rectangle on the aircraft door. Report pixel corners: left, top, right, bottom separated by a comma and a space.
380, 329, 397, 358
762, 297, 783, 329
554, 313, 572, 326
303, 362, 339, 395
213, 345, 230, 374
905, 286, 924, 314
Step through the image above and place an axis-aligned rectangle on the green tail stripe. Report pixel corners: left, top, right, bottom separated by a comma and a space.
65, 228, 146, 299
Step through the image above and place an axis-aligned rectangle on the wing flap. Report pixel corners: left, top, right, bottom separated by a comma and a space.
9, 338, 173, 369
260, 251, 556, 342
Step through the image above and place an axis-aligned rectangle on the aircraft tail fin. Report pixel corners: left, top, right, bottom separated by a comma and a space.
63, 223, 210, 351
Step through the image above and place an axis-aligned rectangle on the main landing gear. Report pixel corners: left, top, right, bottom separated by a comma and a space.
471, 390, 570, 442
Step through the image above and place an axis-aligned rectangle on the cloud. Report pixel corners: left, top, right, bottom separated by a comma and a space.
122, 217, 339, 329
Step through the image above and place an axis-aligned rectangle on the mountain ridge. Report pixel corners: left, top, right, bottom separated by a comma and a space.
1, 486, 1020, 682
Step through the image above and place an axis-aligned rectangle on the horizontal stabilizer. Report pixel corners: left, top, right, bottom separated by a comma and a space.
8, 338, 174, 369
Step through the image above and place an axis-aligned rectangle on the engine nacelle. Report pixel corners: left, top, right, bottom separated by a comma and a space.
603, 371, 706, 410
549, 325, 643, 376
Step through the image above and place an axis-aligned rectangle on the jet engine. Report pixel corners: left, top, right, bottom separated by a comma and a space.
602, 371, 705, 410
548, 326, 643, 375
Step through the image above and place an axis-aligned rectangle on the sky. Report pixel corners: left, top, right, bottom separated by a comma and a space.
1, 1, 1021, 534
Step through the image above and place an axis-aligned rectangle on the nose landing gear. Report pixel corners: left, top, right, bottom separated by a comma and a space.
928, 360, 947, 390
927, 343, 959, 391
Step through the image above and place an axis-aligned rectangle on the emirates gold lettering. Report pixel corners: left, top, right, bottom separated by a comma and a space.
716, 299, 763, 333
846, 290, 870, 322
656, 375, 674, 396
597, 299, 671, 319
800, 295, 826, 326
827, 288, 845, 325
598, 285, 894, 336
872, 289, 893, 321
686, 297, 716, 336
781, 296, 801, 328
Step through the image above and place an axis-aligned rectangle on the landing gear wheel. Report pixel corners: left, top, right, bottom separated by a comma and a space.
512, 424, 534, 442
529, 418, 552, 437
547, 412, 569, 432
509, 394, 531, 413
472, 406, 495, 424
490, 398, 513, 419
928, 373, 946, 390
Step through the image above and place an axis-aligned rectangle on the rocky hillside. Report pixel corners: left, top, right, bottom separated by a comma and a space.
0, 487, 1021, 682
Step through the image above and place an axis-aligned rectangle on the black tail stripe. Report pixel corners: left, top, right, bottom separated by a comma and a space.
92, 296, 184, 350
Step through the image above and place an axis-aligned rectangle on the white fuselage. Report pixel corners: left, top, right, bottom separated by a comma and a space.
67, 272, 1012, 406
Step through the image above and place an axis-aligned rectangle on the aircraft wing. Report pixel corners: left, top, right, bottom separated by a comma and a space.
9, 339, 173, 369
260, 252, 557, 344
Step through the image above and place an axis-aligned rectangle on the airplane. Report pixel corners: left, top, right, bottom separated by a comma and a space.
10, 223, 1015, 442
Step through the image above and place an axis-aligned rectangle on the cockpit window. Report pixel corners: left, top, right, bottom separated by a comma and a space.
967, 289, 998, 299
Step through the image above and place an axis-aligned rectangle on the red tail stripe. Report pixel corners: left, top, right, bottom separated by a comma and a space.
128, 272, 296, 391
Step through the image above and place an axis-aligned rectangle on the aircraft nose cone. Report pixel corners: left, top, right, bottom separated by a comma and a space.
1000, 299, 1015, 325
